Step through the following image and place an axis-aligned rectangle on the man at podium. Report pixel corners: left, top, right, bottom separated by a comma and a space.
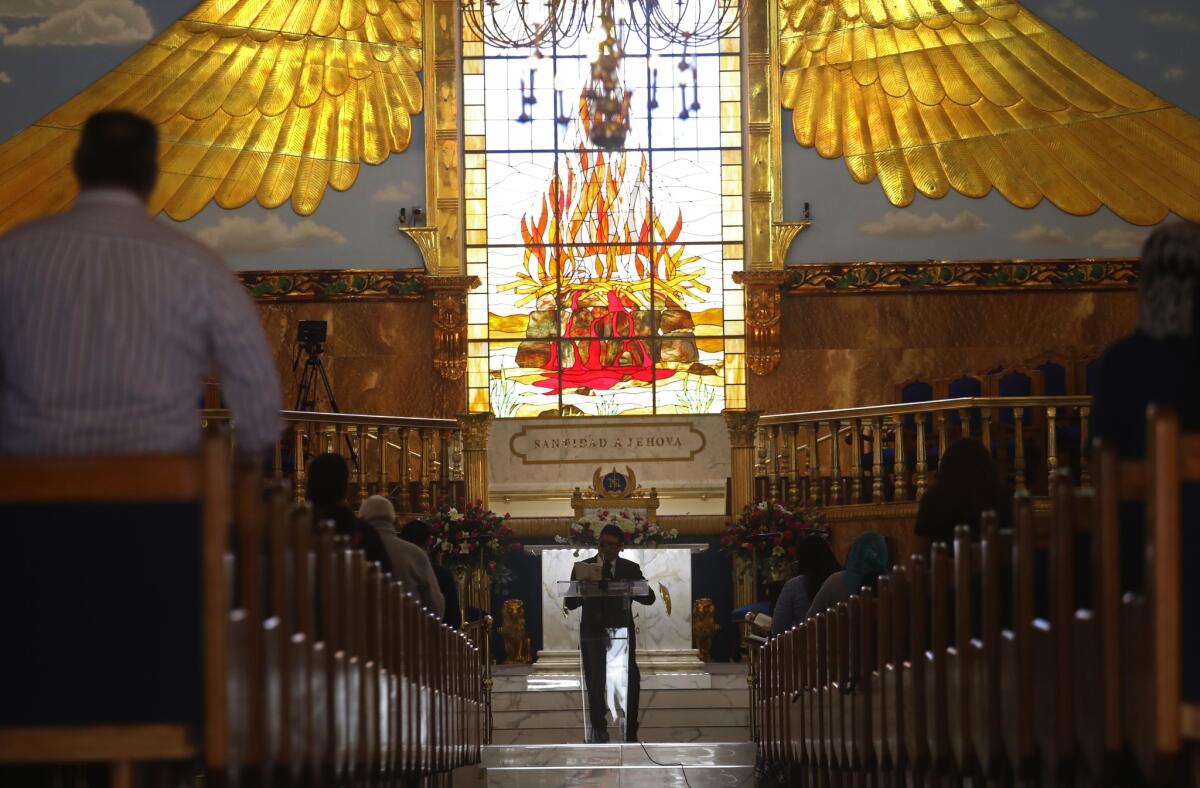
566, 523, 655, 742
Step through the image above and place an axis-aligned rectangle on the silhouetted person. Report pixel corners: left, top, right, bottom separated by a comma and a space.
771, 535, 841, 636
1092, 221, 1200, 703
0, 110, 280, 455
307, 453, 392, 575
400, 519, 461, 628
566, 523, 655, 742
805, 531, 889, 619
914, 437, 1011, 558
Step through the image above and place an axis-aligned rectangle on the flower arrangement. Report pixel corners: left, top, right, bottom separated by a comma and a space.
555, 509, 680, 556
718, 499, 828, 576
427, 500, 521, 571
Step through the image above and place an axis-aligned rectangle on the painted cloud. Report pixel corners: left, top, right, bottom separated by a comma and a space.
2, 0, 152, 46
194, 214, 347, 256
859, 210, 987, 239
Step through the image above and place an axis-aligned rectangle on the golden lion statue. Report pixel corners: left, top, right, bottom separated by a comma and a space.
500, 598, 532, 664
692, 598, 720, 662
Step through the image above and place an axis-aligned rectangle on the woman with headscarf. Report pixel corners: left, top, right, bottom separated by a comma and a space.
770, 535, 842, 636
804, 531, 889, 619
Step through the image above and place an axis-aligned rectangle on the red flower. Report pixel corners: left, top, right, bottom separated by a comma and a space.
787, 545, 797, 556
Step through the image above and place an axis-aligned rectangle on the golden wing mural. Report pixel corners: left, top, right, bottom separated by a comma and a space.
780, 0, 1200, 225
0, 0, 423, 236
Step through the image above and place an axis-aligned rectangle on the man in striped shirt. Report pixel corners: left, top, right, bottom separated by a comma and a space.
0, 111, 281, 455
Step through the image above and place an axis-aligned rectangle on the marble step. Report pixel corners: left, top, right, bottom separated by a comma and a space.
488, 726, 749, 745
492, 705, 750, 731
482, 742, 756, 768
493, 672, 750, 692
491, 687, 747, 712
478, 744, 757, 787
483, 764, 755, 786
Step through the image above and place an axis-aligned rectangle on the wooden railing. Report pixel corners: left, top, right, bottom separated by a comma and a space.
202, 409, 462, 511
750, 407, 1200, 786
757, 396, 1091, 505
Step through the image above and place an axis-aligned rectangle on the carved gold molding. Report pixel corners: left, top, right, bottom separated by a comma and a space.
732, 270, 787, 376
772, 220, 811, 266
425, 275, 481, 380
742, 0, 781, 272
398, 226, 440, 272
239, 269, 425, 302
784, 259, 1139, 295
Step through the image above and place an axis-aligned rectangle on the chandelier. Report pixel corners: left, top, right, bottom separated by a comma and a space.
461, 0, 743, 150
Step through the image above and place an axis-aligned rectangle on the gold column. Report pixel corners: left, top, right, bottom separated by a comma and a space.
725, 410, 761, 515
725, 410, 761, 610
401, 0, 464, 277
742, 0, 776, 271
732, 270, 787, 375
456, 412, 493, 507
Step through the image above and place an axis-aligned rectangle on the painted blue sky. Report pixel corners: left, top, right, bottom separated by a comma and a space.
0, 0, 1197, 268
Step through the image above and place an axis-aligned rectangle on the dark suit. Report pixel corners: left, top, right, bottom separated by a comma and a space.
566, 554, 655, 741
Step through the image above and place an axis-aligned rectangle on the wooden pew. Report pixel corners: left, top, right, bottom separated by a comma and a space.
0, 434, 230, 787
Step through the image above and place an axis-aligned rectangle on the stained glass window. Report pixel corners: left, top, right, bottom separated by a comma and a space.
463, 7, 744, 417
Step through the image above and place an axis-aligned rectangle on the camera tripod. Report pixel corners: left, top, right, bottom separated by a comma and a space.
292, 341, 359, 470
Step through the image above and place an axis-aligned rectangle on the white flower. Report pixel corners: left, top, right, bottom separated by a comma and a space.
440, 542, 452, 552
448, 508, 464, 522
756, 501, 768, 511
554, 535, 567, 544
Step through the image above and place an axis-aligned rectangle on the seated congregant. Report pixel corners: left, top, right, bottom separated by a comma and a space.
913, 437, 1011, 559
770, 535, 841, 636
359, 496, 445, 618
306, 453, 393, 575
805, 531, 889, 619
400, 519, 462, 628
0, 111, 280, 457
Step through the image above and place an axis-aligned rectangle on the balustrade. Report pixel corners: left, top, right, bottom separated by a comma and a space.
202, 410, 463, 512
754, 396, 1092, 507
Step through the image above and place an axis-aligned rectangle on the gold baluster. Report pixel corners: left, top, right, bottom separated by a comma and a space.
273, 438, 283, 482
773, 424, 788, 503
420, 428, 434, 509
981, 408, 992, 451
850, 419, 863, 503
293, 424, 307, 502
915, 413, 928, 500
808, 422, 820, 507
787, 426, 801, 506
766, 426, 779, 501
1013, 407, 1026, 493
1046, 406, 1058, 489
871, 417, 883, 503
400, 428, 412, 513
829, 419, 842, 505
1079, 405, 1091, 486
355, 424, 367, 504
893, 415, 907, 501
936, 411, 948, 462
958, 407, 971, 439
377, 426, 389, 501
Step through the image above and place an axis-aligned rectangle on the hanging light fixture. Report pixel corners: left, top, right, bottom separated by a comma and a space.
462, 0, 740, 149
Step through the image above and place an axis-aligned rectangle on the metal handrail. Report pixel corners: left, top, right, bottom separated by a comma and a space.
760, 395, 1091, 425
201, 408, 458, 430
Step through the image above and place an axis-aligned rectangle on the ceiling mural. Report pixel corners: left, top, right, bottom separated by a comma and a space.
0, 0, 1196, 268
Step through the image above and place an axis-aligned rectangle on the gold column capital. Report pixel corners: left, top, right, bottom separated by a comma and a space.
456, 412, 494, 450
398, 226, 440, 271
723, 409, 762, 449
771, 220, 811, 266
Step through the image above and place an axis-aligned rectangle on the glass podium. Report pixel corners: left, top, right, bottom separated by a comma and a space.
558, 577, 650, 743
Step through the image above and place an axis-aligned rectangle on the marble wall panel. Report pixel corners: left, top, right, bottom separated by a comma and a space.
749, 290, 1137, 413
254, 301, 456, 418
540, 548, 693, 653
